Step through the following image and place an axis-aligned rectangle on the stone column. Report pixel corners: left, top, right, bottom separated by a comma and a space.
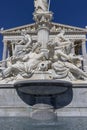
38, 27, 49, 50
33, 12, 53, 58
82, 40, 87, 72
12, 44, 15, 56
71, 40, 75, 55
37, 27, 49, 60
37, 27, 49, 56
7, 49, 10, 58
71, 47, 75, 55
2, 40, 7, 67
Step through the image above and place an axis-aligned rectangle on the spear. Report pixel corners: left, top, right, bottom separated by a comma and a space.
48, 0, 51, 11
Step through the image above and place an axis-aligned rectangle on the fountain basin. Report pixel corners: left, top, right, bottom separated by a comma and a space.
14, 80, 72, 96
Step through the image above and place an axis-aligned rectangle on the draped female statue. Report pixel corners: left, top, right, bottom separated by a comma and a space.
34, 0, 48, 13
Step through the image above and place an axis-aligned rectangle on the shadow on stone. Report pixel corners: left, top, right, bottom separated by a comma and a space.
50, 86, 73, 109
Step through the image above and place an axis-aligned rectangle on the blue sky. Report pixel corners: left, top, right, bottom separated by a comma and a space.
0, 0, 87, 60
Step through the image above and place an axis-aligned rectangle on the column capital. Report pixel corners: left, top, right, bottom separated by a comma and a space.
2, 39, 8, 43
81, 39, 87, 43
33, 12, 53, 23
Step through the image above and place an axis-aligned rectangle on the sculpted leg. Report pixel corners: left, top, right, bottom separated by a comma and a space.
1, 67, 13, 78
0, 63, 24, 78
65, 62, 87, 78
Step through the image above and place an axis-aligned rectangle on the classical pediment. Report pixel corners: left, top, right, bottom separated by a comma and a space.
0, 22, 87, 35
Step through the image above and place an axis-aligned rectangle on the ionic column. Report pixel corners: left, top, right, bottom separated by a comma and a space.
2, 40, 7, 67
82, 40, 87, 72
12, 43, 15, 56
7, 49, 10, 58
71, 47, 75, 55
71, 40, 75, 55
71, 43, 75, 55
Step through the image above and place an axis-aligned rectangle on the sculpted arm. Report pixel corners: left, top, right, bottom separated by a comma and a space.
22, 55, 30, 61
16, 39, 24, 45
36, 52, 47, 60
56, 50, 70, 60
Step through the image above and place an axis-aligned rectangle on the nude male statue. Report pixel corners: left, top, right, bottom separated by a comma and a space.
14, 34, 32, 56
48, 30, 73, 55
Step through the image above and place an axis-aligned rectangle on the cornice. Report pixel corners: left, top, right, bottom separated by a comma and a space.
0, 22, 87, 35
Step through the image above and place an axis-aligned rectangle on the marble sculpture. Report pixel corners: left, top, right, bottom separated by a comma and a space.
0, 0, 87, 83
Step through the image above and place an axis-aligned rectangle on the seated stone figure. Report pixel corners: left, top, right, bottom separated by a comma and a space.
0, 51, 46, 79
0, 40, 46, 79
52, 50, 87, 80
47, 30, 86, 80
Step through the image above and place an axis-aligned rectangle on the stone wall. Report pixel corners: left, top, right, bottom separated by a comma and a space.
0, 84, 87, 117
